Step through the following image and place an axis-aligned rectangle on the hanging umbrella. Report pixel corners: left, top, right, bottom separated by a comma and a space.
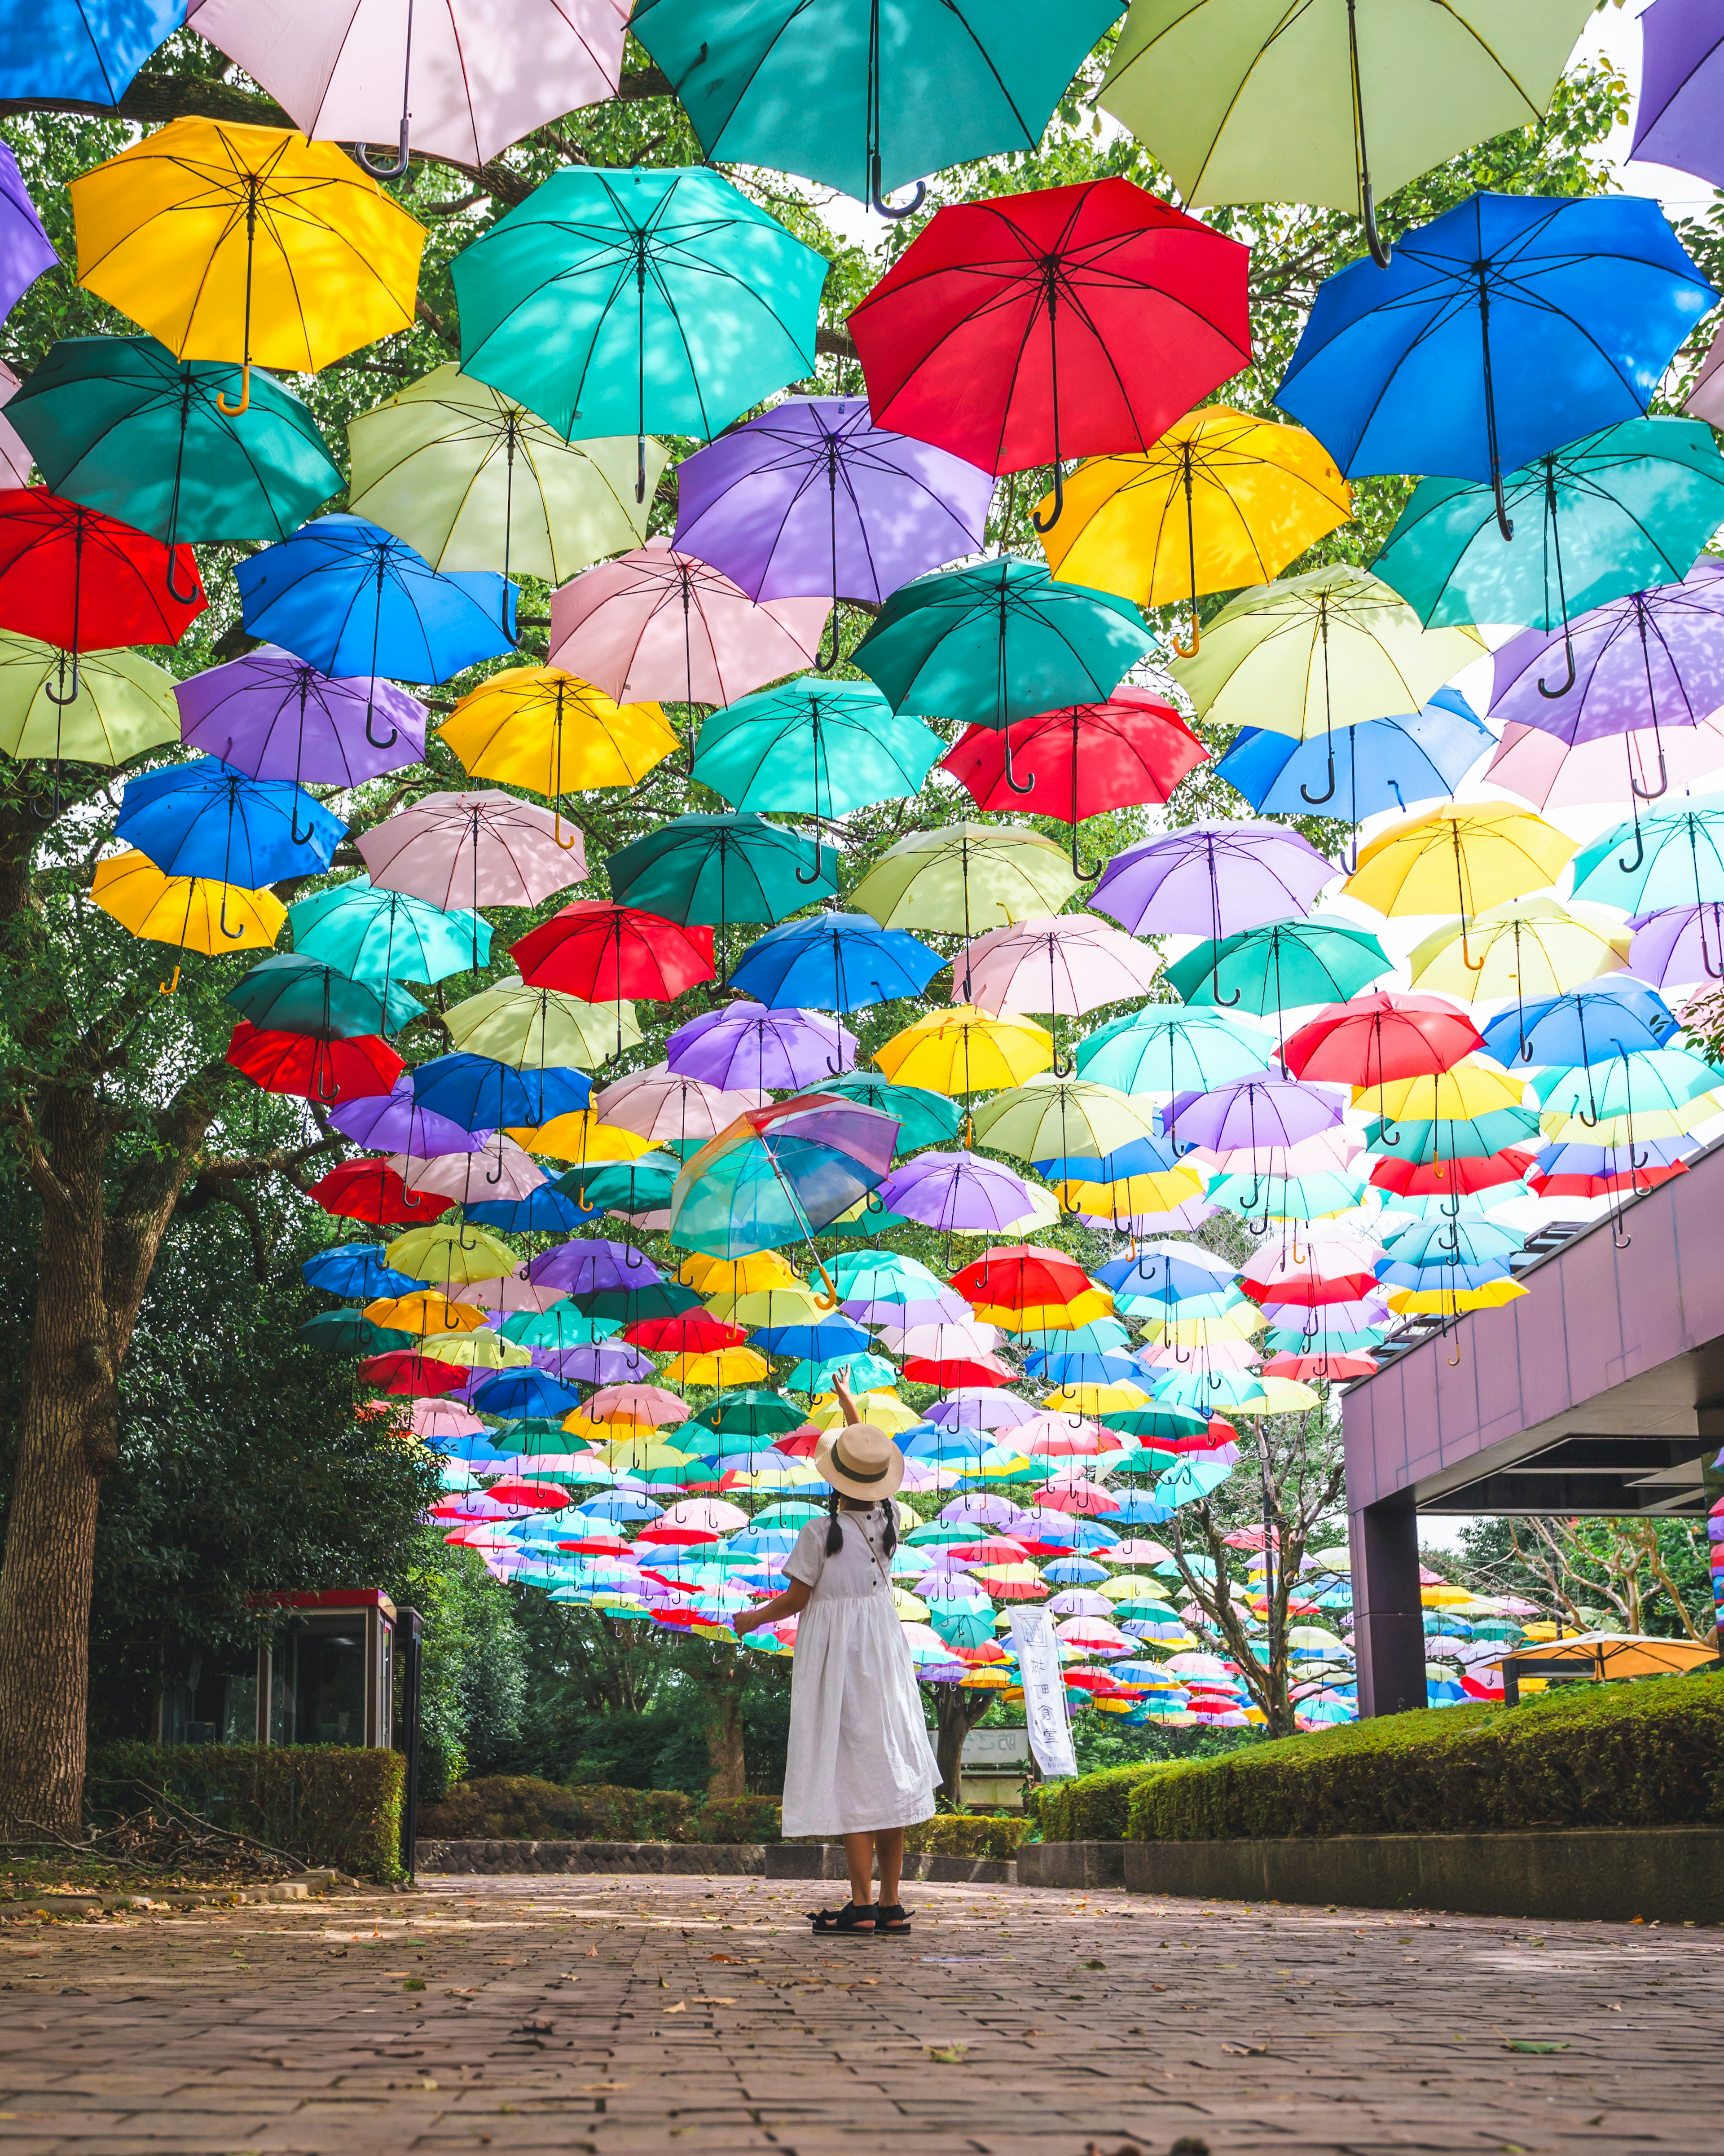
873, 1005, 1054, 1094
289, 876, 488, 988
878, 1151, 1052, 1235
227, 1021, 402, 1104
848, 177, 1250, 527
1363, 1106, 1541, 1166
92, 852, 285, 981
1486, 710, 1724, 813
1629, 0, 1724, 187
0, 143, 55, 318
633, 0, 1119, 212
671, 396, 993, 635
958, 917, 1160, 1026
1216, 689, 1492, 838
1035, 406, 1350, 647
1277, 191, 1714, 535
1282, 993, 1486, 1089
668, 1004, 855, 1091
596, 1066, 765, 1152
548, 538, 829, 709
606, 813, 836, 939
326, 1077, 487, 1159
357, 793, 588, 942
561, 1153, 681, 1218
7, 335, 340, 572
409, 1052, 590, 1133
0, 635, 177, 767
347, 363, 659, 585
1407, 894, 1631, 1005
453, 164, 826, 498
1569, 791, 1724, 914
513, 902, 714, 1010
1369, 1146, 1538, 1206
1074, 1005, 1275, 1097
853, 558, 1151, 790
1629, 904, 1724, 990
729, 913, 943, 1015
388, 1220, 522, 1286
0, 366, 31, 490
1164, 919, 1391, 1015
188, 0, 630, 172
444, 976, 638, 1068
1173, 1075, 1343, 1157
438, 667, 677, 835
1480, 980, 1679, 1072
1344, 803, 1576, 966
228, 951, 420, 1038
1090, 820, 1333, 941
307, 1160, 451, 1227
1099, 0, 1598, 263
941, 689, 1208, 874
669, 1097, 900, 1261
71, 119, 426, 415
394, 1137, 548, 1208
176, 645, 427, 793
809, 1075, 961, 1154
850, 824, 1080, 939
118, 758, 343, 897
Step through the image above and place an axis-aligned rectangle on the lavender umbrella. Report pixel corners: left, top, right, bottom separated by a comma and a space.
877, 1150, 1046, 1234
1632, 0, 1724, 188
851, 1290, 974, 1328
526, 1239, 664, 1293
1171, 1075, 1345, 1155
329, 1077, 488, 1157
929, 1390, 1036, 1431
1090, 821, 1335, 940
671, 395, 994, 634
937, 1492, 1022, 1527
1629, 903, 1724, 986
176, 644, 428, 785
667, 1001, 857, 1089
537, 1342, 655, 1384
0, 145, 55, 327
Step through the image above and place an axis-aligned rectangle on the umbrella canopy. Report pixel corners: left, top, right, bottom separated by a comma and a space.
730, 914, 944, 1015
1216, 689, 1491, 829
514, 901, 714, 1005
668, 1003, 854, 1091
229, 950, 419, 1039
348, 363, 660, 586
93, 851, 285, 959
1407, 894, 1631, 1002
1091, 820, 1333, 939
1631, 0, 1724, 187
597, 1066, 765, 1151
849, 176, 1250, 524
606, 812, 835, 928
1074, 1005, 1275, 1095
290, 876, 487, 988
548, 538, 829, 707
1629, 903, 1724, 990
0, 489, 204, 662
879, 1151, 1052, 1235
71, 119, 426, 410
118, 758, 343, 886
308, 1159, 450, 1226
670, 1097, 900, 1259
410, 1053, 590, 1132
1174, 1075, 1343, 1154
453, 164, 827, 490
692, 677, 941, 831
445, 976, 639, 1069
1484, 979, 1679, 1070
227, 1021, 402, 1104
176, 645, 427, 788
1165, 919, 1391, 1015
438, 666, 677, 804
357, 792, 588, 918
874, 1005, 1054, 1094
850, 824, 1080, 938
811, 1075, 961, 1154
671, 395, 993, 610
958, 916, 1160, 1019
327, 1077, 486, 1159
0, 635, 177, 767
1282, 992, 1485, 1088
1570, 791, 1724, 913
1345, 803, 1576, 952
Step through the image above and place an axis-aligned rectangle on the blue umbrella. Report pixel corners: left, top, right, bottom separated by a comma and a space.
1023, 1349, 1140, 1385
1215, 689, 1491, 827
1480, 979, 1680, 1069
752, 1316, 874, 1361
301, 1242, 421, 1299
234, 515, 516, 743
462, 1187, 601, 1232
408, 1052, 592, 1131
1277, 192, 1715, 536
730, 911, 945, 1013
469, 1368, 584, 1419
2, 0, 178, 101
1030, 1134, 1186, 1183
116, 758, 344, 903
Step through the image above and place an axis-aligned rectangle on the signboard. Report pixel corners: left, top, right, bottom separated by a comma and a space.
961, 1727, 1031, 1768
1008, 1607, 1077, 1779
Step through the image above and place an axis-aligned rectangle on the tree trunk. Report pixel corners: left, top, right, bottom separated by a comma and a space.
703, 1662, 747, 1800
931, 1684, 991, 1804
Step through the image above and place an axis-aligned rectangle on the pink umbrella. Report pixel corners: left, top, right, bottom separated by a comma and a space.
391, 1139, 546, 1204
657, 1496, 747, 1532
595, 1064, 767, 1146
1039, 1479, 1122, 1517
1486, 714, 1724, 808
357, 790, 587, 929
409, 1397, 487, 1442
548, 538, 830, 706
588, 1383, 690, 1427
189, 0, 631, 174
957, 914, 1161, 1017
875, 1320, 1000, 1359
462, 1272, 569, 1314
1020, 1414, 1106, 1456
0, 362, 30, 490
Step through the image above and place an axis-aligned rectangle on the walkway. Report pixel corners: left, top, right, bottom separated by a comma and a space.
0, 1872, 1717, 2154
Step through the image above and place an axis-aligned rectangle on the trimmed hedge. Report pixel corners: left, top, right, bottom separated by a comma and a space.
1034, 1763, 1166, 1844
418, 1777, 701, 1843
905, 1814, 1030, 1862
91, 1742, 404, 1881
1127, 1672, 1724, 1842
698, 1795, 782, 1844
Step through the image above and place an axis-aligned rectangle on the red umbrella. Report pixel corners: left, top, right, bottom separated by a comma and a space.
484, 1477, 572, 1512
1369, 1148, 1538, 1199
307, 1159, 452, 1226
1262, 1350, 1378, 1380
358, 1350, 468, 1396
943, 690, 1208, 873
949, 1244, 1095, 1309
622, 1310, 747, 1353
0, 489, 205, 691
513, 900, 715, 1000
902, 1352, 1016, 1389
226, 1022, 403, 1103
1530, 1160, 1687, 1199
1280, 992, 1484, 1088
848, 178, 1250, 526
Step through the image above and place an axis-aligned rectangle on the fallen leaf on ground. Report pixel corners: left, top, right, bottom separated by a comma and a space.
664, 2000, 686, 2013
928, 2044, 969, 2063
1504, 2041, 1569, 2055
1222, 2042, 1266, 2057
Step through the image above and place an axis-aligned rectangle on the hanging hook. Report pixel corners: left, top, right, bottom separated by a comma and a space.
1459, 920, 1487, 974
999, 725, 1036, 797
365, 695, 399, 753
1631, 741, 1670, 803
624, 1239, 645, 1270
313, 1042, 339, 1106
1616, 818, 1647, 878
354, 111, 412, 178
218, 886, 248, 941
1490, 465, 1514, 544
795, 835, 826, 886
1069, 823, 1101, 881
1300, 742, 1338, 807
813, 607, 841, 675
158, 962, 180, 996
869, 152, 925, 220
44, 652, 80, 707
1536, 631, 1575, 701
165, 547, 201, 608
1030, 463, 1064, 535
1700, 906, 1724, 982
1171, 609, 1200, 661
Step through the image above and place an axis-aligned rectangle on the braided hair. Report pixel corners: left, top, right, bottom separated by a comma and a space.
824, 1492, 899, 1557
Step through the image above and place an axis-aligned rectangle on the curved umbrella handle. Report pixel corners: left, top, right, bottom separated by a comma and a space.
795, 836, 825, 886
1536, 631, 1576, 701
811, 1258, 839, 1313
1029, 461, 1064, 535
365, 697, 400, 753
219, 886, 249, 941
1171, 608, 1200, 661
216, 362, 251, 420
1490, 465, 1515, 543
871, 175, 926, 221
1069, 824, 1102, 882
1361, 180, 1392, 270
1616, 819, 1647, 878
1212, 978, 1242, 1009
44, 652, 80, 707
353, 114, 412, 180
813, 607, 841, 674
1631, 742, 1670, 803
1000, 727, 1036, 797
165, 549, 202, 608
1300, 742, 1338, 807
158, 962, 180, 996
1458, 921, 1487, 974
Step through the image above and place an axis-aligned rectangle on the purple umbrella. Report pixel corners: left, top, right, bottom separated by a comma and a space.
667, 1002, 857, 1089
538, 1342, 656, 1384
1171, 1075, 1344, 1155
0, 145, 55, 328
176, 644, 428, 786
1259, 1295, 1390, 1333
844, 1290, 973, 1327
1629, 903, 1724, 986
913, 1569, 988, 1600
1632, 0, 1724, 188
876, 1150, 1044, 1233
929, 1389, 1036, 1431
1090, 821, 1335, 940
671, 395, 994, 635
937, 1492, 1022, 1527
525, 1239, 664, 1293
328, 1077, 488, 1158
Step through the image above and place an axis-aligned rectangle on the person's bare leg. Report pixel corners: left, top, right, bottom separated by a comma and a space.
875, 1827, 905, 1906
842, 1832, 878, 1912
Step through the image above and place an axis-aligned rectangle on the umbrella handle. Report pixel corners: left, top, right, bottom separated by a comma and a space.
811, 1259, 839, 1313
1029, 462, 1064, 535
166, 549, 202, 607
1616, 819, 1647, 878
216, 362, 251, 420
354, 116, 413, 180
1000, 726, 1036, 797
1212, 979, 1242, 1008
1536, 634, 1576, 701
795, 836, 825, 886
1300, 741, 1338, 807
1631, 742, 1669, 803
219, 886, 248, 941
1069, 825, 1102, 882
44, 652, 80, 707
870, 153, 925, 221
1489, 465, 1515, 544
813, 608, 841, 674
1360, 179, 1391, 270
158, 962, 180, 996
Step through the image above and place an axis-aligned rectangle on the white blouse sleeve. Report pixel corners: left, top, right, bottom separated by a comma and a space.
786, 1520, 830, 1589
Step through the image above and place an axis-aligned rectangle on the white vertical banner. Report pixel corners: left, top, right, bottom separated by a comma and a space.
1009, 1607, 1077, 1780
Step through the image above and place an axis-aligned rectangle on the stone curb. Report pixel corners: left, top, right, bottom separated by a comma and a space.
415, 1840, 765, 1874
0, 1868, 350, 1919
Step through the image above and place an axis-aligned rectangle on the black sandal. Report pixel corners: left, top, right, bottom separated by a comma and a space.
874, 1903, 911, 1935
809, 1902, 877, 1934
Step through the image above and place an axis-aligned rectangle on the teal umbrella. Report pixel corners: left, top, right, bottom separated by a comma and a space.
606, 813, 836, 963
557, 1153, 682, 1215
226, 952, 422, 1039
691, 677, 941, 883
1075, 1006, 1276, 1093
691, 1388, 806, 1438
1364, 1107, 1541, 1163
289, 876, 490, 988
784, 1350, 899, 1393
632, 0, 1122, 215
927, 1601, 998, 1651
853, 558, 1152, 793
813, 1073, 962, 1153
1099, 1405, 1210, 1442
1533, 1046, 1724, 1123
452, 165, 827, 500
1372, 417, 1724, 644
297, 1310, 415, 1356
7, 336, 340, 579
1165, 918, 1392, 1015
1208, 1168, 1368, 1220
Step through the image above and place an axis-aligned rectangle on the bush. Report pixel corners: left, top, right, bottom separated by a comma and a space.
1126, 1672, 1724, 1842
905, 1814, 1030, 1862
1036, 1763, 1169, 1843
417, 1776, 701, 1843
697, 1795, 782, 1844
90, 1742, 404, 1881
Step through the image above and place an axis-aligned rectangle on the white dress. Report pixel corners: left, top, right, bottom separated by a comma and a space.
779, 1510, 941, 1839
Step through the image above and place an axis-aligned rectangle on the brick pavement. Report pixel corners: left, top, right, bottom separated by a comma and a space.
0, 1871, 1717, 2155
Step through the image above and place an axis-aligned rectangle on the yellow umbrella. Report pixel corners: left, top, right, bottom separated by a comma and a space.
1406, 895, 1632, 1002
806, 1390, 920, 1433
1387, 1279, 1528, 1315
0, 635, 179, 763
1056, 1165, 1208, 1219
71, 120, 425, 413
1095, 1574, 1170, 1603
969, 1289, 1116, 1333
850, 823, 1080, 935
661, 1346, 771, 1389
601, 1437, 697, 1474
1137, 1306, 1264, 1345
439, 668, 677, 820
679, 1250, 797, 1294
420, 1329, 534, 1371
1369, 1058, 1530, 1121
444, 974, 640, 1069
712, 1284, 826, 1327
92, 851, 284, 992
1540, 1091, 1721, 1148
1252, 1376, 1322, 1413
508, 1111, 651, 1164
1344, 802, 1577, 965
874, 1005, 1054, 1093
386, 1222, 519, 1285
1043, 1382, 1150, 1415
1035, 408, 1351, 645
364, 1291, 488, 1336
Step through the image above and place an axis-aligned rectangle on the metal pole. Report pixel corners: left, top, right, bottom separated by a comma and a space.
397, 1608, 424, 1882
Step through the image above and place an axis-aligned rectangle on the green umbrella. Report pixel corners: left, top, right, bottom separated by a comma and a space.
752, 1501, 825, 1527
927, 1602, 998, 1651
1099, 0, 1597, 264
691, 1388, 805, 1438
785, 1350, 899, 1393
226, 952, 422, 1039
1075, 1005, 1276, 1094
7, 336, 340, 578
571, 1280, 704, 1323
1363, 1107, 1541, 1163
297, 1310, 415, 1356
489, 1417, 585, 1453
1098, 1406, 1210, 1442
289, 876, 490, 989
1208, 1168, 1368, 1220
691, 678, 942, 882
495, 1310, 622, 1349
558, 1153, 682, 1215
853, 558, 1151, 792
813, 1074, 963, 1154
1165, 918, 1392, 1015
606, 813, 836, 964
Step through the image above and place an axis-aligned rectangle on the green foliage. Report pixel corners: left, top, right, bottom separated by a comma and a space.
417, 1774, 699, 1843
90, 1741, 405, 1880
386, 1539, 527, 1801
1125, 1673, 1724, 1842
1035, 1763, 1164, 1844
697, 1794, 783, 1845
904, 1812, 1029, 1862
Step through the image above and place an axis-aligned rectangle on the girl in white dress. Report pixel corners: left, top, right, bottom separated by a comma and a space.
734, 1370, 939, 1934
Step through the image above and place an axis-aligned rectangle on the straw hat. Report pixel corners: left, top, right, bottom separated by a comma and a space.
813, 1420, 905, 1501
